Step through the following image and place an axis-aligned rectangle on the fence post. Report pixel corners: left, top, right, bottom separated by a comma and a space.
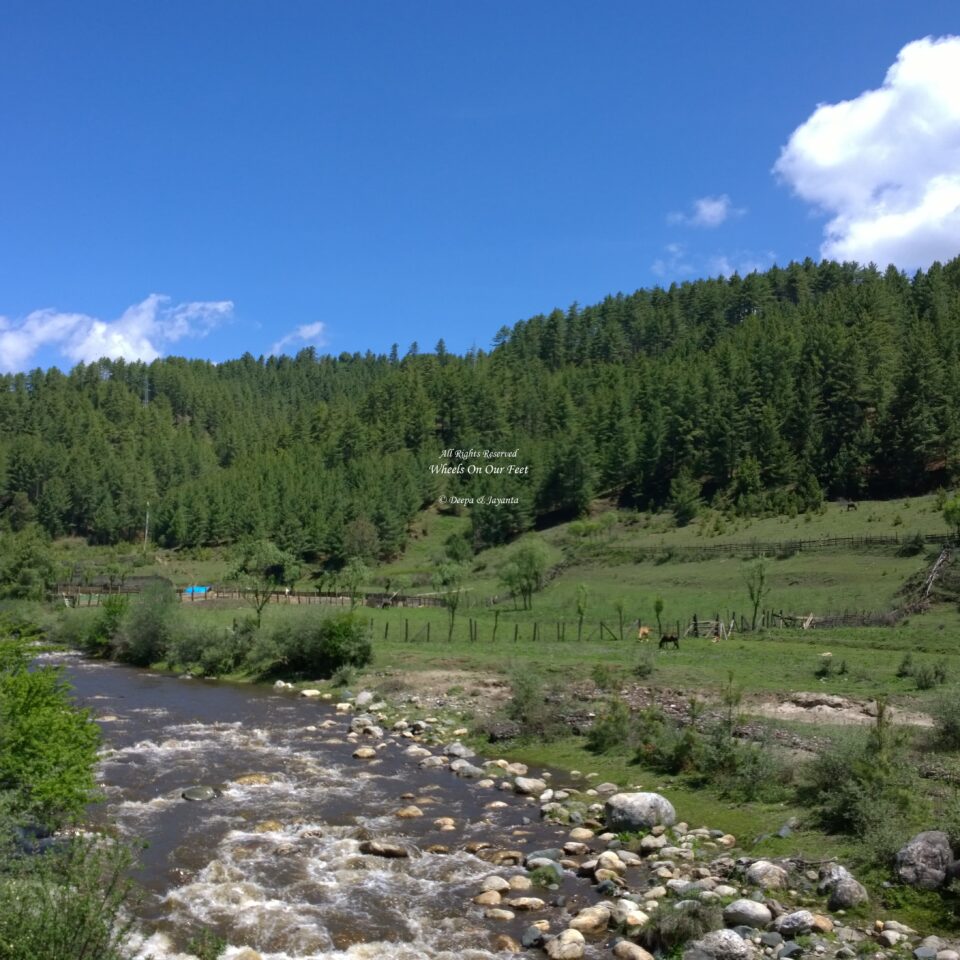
513, 623, 519, 643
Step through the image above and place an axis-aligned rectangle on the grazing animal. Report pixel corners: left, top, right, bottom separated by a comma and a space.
658, 634, 679, 650
846, 501, 858, 511
637, 625, 651, 641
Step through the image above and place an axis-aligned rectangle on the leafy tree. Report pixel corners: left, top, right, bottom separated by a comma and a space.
0, 526, 56, 600
432, 561, 465, 641
744, 555, 770, 630
669, 468, 702, 527
944, 494, 960, 540
576, 583, 589, 641
653, 595, 664, 636
341, 556, 369, 608
227, 540, 301, 627
498, 539, 549, 610
0, 635, 101, 828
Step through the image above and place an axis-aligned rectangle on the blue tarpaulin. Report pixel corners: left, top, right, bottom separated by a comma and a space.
184, 585, 210, 595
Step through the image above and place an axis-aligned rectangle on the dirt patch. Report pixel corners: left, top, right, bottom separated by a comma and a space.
748, 691, 934, 728
369, 669, 511, 713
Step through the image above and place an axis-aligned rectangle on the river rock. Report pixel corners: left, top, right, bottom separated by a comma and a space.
818, 863, 869, 909
604, 792, 676, 832
353, 746, 377, 759
773, 910, 814, 938
300, 689, 322, 698
233, 773, 274, 785
687, 928, 754, 960
232, 950, 263, 960
480, 875, 511, 893
509, 875, 533, 890
507, 897, 546, 911
745, 860, 789, 889
493, 934, 522, 953
474, 890, 502, 906
182, 786, 216, 801
614, 943, 654, 960
724, 899, 772, 928
545, 928, 586, 959
515, 777, 548, 795
445, 741, 476, 758
359, 840, 409, 858
355, 690, 374, 706
568, 903, 611, 933
895, 831, 953, 890
395, 805, 423, 818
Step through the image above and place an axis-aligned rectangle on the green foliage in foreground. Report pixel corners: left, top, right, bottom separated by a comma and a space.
0, 634, 100, 828
0, 835, 139, 960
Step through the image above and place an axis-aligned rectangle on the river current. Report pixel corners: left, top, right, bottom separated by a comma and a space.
51, 653, 598, 960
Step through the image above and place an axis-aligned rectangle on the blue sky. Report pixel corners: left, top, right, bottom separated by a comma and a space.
2, 1, 959, 372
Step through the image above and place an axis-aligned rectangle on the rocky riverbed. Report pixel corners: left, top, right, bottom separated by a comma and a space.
54, 655, 960, 960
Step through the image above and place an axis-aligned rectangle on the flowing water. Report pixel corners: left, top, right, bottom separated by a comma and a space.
52, 654, 602, 960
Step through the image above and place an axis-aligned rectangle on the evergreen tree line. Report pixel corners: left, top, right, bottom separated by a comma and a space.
3, 256, 960, 559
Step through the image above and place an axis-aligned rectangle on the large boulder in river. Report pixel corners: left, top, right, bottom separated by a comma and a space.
604, 792, 676, 832
896, 831, 954, 889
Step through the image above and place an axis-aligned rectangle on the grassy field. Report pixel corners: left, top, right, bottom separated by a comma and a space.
30, 492, 960, 935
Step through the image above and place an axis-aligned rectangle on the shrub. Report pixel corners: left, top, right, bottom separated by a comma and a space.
897, 532, 926, 557
638, 899, 722, 953
896, 652, 914, 678
0, 833, 139, 960
504, 671, 571, 742
111, 585, 177, 666
254, 612, 372, 679
932, 694, 960, 750
634, 647, 655, 679
914, 664, 936, 690
0, 639, 101, 827
590, 662, 619, 692
586, 698, 632, 754
800, 706, 915, 841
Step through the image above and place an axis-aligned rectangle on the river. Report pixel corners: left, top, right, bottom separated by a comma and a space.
52, 653, 600, 960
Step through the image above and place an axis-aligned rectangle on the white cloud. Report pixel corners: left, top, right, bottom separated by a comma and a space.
651, 242, 695, 278
651, 243, 775, 282
0, 294, 233, 373
668, 194, 744, 228
269, 321, 327, 357
775, 35, 960, 268
707, 250, 778, 278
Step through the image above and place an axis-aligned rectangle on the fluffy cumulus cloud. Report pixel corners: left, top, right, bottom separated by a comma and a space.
269, 321, 327, 357
0, 295, 233, 373
668, 194, 744, 228
775, 35, 960, 268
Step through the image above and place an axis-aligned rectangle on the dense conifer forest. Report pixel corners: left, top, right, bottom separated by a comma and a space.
2, 256, 960, 562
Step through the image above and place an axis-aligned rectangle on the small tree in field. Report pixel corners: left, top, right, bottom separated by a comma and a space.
499, 539, 548, 610
943, 494, 960, 541
341, 557, 369, 608
654, 595, 664, 636
433, 561, 465, 641
576, 584, 589, 641
744, 555, 770, 630
228, 540, 301, 628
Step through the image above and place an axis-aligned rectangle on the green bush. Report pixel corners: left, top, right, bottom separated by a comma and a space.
932, 694, 960, 750
255, 612, 372, 679
504, 671, 571, 742
914, 664, 936, 690
0, 833, 138, 960
633, 647, 655, 679
800, 706, 916, 842
0, 638, 101, 827
638, 899, 722, 953
896, 652, 914, 678
586, 698, 631, 754
590, 662, 619, 691
111, 585, 177, 666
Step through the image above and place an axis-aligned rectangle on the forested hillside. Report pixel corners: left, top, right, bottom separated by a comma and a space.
2, 256, 960, 561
